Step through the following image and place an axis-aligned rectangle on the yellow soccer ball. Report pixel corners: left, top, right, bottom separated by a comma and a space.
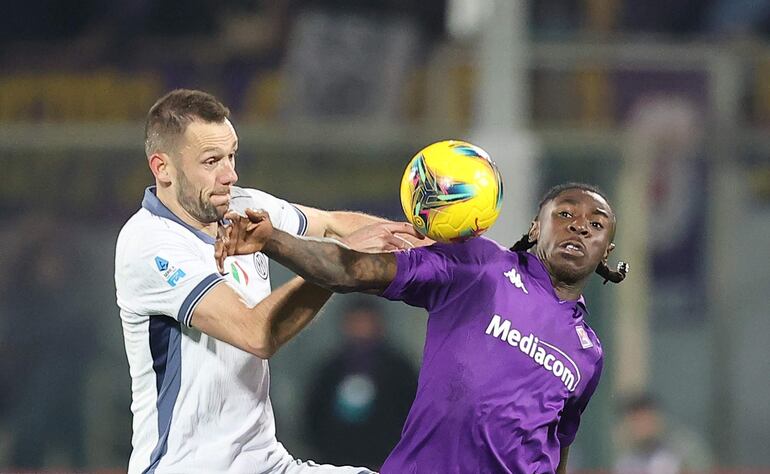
400, 140, 503, 243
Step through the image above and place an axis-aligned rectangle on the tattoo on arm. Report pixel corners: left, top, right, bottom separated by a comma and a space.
264, 229, 397, 293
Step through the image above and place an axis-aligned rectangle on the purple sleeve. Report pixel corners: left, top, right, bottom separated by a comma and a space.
381, 244, 460, 312
557, 356, 604, 446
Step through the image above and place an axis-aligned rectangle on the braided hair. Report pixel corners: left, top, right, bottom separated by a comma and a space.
510, 183, 629, 284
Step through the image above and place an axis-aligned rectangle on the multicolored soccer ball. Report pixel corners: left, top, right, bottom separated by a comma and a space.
400, 140, 503, 243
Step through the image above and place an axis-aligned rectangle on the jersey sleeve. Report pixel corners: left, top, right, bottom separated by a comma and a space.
557, 356, 604, 446
236, 188, 307, 236
380, 243, 467, 312
115, 227, 224, 327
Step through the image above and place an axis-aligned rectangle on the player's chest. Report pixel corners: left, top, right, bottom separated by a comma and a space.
221, 253, 272, 304
449, 281, 599, 394
478, 310, 596, 393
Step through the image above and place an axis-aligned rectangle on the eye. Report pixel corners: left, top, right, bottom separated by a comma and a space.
558, 210, 572, 218
591, 221, 604, 229
204, 157, 217, 166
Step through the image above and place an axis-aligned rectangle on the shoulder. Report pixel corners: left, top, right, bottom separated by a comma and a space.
116, 209, 156, 256
396, 237, 510, 279
580, 322, 604, 360
230, 185, 273, 201
426, 236, 509, 262
115, 210, 200, 271
228, 186, 283, 211
512, 250, 552, 279
229, 186, 307, 235
117, 209, 193, 248
392, 236, 509, 287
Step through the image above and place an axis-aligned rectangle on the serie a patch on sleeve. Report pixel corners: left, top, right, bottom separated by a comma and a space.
154, 256, 186, 287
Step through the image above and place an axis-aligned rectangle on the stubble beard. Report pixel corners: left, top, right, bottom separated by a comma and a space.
175, 169, 222, 223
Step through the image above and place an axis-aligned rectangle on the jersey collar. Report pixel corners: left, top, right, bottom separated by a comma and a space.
142, 186, 216, 245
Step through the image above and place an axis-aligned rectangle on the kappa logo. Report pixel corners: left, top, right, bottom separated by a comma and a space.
503, 267, 528, 294
153, 256, 185, 287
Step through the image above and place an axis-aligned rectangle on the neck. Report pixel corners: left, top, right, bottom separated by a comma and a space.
156, 184, 218, 238
549, 277, 585, 301
535, 248, 588, 301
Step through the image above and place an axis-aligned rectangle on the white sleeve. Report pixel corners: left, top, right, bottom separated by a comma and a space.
235, 188, 308, 236
115, 227, 224, 327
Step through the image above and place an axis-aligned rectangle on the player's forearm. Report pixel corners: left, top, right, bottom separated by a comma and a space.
264, 229, 396, 293
324, 210, 387, 239
262, 277, 332, 355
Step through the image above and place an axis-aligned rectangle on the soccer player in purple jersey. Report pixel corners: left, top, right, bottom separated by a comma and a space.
216, 183, 628, 474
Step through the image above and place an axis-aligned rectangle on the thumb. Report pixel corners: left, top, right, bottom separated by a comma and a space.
245, 208, 269, 222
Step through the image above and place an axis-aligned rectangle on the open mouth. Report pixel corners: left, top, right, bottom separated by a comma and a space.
559, 240, 585, 256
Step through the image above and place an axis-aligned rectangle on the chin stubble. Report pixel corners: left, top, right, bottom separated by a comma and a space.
176, 170, 220, 223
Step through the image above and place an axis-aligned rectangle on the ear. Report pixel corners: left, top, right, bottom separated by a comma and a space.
603, 242, 616, 262
149, 153, 173, 185
527, 220, 539, 242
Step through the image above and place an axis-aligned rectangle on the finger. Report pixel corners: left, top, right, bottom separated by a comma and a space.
392, 234, 415, 249
217, 227, 233, 265
245, 214, 262, 233
223, 210, 242, 222
245, 208, 268, 222
379, 221, 425, 239
214, 239, 226, 273
357, 240, 400, 253
227, 218, 242, 254
373, 233, 411, 251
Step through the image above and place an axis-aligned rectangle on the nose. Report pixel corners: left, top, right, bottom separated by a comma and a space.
568, 219, 589, 236
220, 159, 238, 185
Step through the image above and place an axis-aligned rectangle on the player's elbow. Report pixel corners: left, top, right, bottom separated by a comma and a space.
244, 335, 278, 360
305, 256, 368, 293
290, 250, 378, 294
246, 344, 276, 360
254, 348, 277, 360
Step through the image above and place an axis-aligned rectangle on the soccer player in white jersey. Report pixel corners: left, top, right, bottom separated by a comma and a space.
114, 89, 419, 474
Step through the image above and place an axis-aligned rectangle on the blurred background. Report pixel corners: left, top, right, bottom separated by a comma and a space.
1, 0, 769, 472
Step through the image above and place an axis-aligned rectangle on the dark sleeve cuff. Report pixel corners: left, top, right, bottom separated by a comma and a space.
291, 204, 308, 236
177, 273, 224, 327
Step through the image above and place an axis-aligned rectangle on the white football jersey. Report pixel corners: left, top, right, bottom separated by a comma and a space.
115, 186, 308, 473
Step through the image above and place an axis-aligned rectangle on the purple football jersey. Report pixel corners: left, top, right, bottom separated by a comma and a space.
380, 237, 603, 474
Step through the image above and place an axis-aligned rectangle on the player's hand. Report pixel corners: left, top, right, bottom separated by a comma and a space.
340, 221, 428, 253
215, 209, 274, 273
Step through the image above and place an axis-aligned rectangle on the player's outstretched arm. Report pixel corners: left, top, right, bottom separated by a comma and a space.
191, 276, 332, 359
217, 209, 398, 294
295, 204, 430, 249
267, 228, 397, 294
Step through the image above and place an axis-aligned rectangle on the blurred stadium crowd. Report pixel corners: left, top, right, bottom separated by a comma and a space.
0, 0, 769, 472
